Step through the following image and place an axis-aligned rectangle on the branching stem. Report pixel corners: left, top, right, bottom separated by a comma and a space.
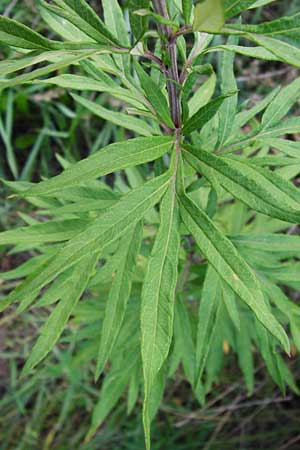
152, 0, 182, 129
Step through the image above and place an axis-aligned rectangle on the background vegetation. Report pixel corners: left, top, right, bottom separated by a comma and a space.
1, 1, 300, 449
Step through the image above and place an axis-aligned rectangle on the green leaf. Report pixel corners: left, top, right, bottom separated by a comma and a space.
134, 9, 178, 29
182, 0, 192, 24
259, 138, 300, 159
221, 15, 300, 68
195, 266, 221, 394
23, 136, 174, 197
71, 93, 155, 137
41, 74, 144, 109
95, 222, 143, 379
134, 61, 174, 129
193, 0, 225, 32
146, 365, 167, 426
36, 268, 74, 307
255, 320, 285, 391
224, 0, 259, 19
87, 350, 139, 441
262, 277, 300, 321
249, 35, 300, 68
227, 13, 300, 40
205, 44, 279, 62
236, 321, 254, 394
233, 87, 280, 131
102, 0, 130, 73
6, 170, 172, 309
127, 362, 141, 415
129, 0, 150, 40
249, 0, 276, 6
217, 34, 239, 148
0, 51, 97, 90
0, 219, 89, 246
21, 253, 98, 375
40, 0, 122, 46
261, 77, 300, 130
38, 0, 94, 42
184, 145, 300, 223
102, 0, 129, 47
0, 255, 43, 281
141, 183, 180, 449
0, 14, 58, 50
221, 280, 240, 330
224, 117, 300, 155
187, 69, 217, 117
0, 50, 81, 76
174, 297, 195, 386
183, 93, 234, 135
177, 175, 290, 354
232, 233, 300, 255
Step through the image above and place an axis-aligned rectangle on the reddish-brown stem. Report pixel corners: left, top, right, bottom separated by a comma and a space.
152, 0, 182, 129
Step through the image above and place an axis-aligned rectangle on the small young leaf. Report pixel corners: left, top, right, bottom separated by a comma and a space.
134, 61, 174, 129
187, 69, 217, 117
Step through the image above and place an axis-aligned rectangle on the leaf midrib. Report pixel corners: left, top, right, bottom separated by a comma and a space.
184, 148, 300, 216
143, 184, 176, 394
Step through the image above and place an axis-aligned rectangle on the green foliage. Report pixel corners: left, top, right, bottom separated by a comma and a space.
1, 1, 300, 449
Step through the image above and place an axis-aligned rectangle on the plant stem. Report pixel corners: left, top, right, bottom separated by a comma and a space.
151, 0, 171, 37
152, 0, 181, 129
